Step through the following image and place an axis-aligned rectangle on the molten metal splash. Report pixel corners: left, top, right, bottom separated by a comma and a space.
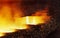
0, 3, 50, 37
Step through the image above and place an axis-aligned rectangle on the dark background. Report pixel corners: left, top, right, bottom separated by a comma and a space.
21, 1, 60, 38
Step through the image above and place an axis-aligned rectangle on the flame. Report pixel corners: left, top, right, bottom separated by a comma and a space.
0, 1, 50, 37
30, 10, 50, 25
15, 9, 50, 25
0, 5, 28, 37
25, 16, 48, 25
0, 33, 5, 37
22, 15, 50, 25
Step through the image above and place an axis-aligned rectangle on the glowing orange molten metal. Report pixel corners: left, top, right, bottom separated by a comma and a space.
0, 3, 50, 37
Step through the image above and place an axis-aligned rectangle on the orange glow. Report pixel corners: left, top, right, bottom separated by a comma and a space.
0, 2, 50, 37
23, 16, 46, 25
0, 33, 5, 37
0, 5, 28, 37
31, 10, 50, 25
22, 15, 50, 25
